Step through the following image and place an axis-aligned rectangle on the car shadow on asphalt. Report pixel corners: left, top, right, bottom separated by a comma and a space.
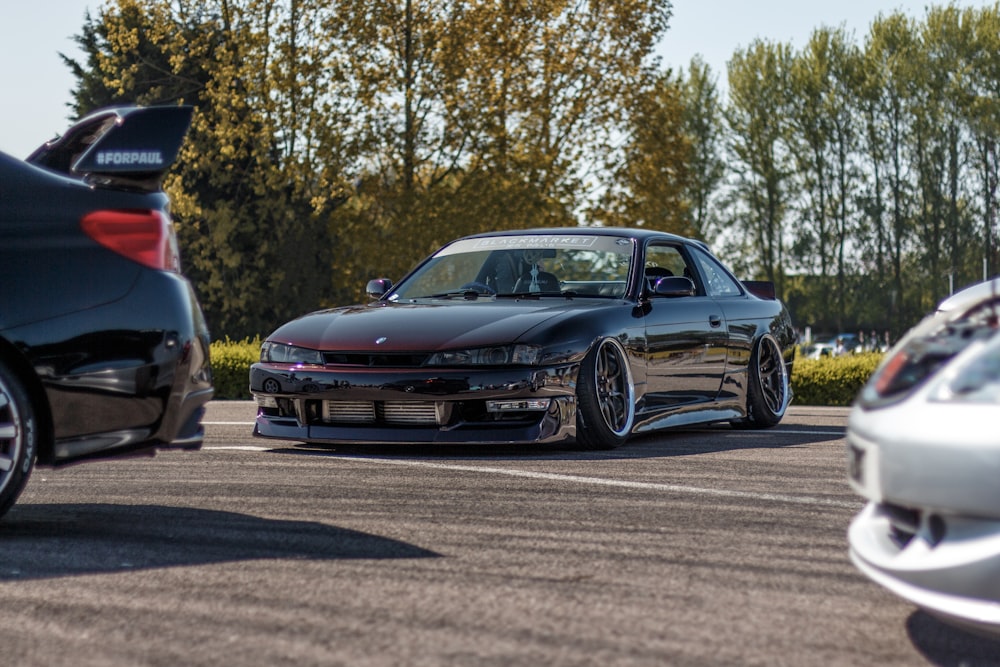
907, 610, 1000, 665
262, 422, 846, 462
0, 503, 439, 580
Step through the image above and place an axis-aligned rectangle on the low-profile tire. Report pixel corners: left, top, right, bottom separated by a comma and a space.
742, 334, 789, 428
576, 338, 635, 450
0, 361, 37, 520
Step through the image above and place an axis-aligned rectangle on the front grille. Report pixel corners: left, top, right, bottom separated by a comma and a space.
883, 502, 920, 549
322, 401, 376, 423
321, 400, 443, 425
381, 401, 442, 425
323, 352, 430, 367
314, 399, 546, 429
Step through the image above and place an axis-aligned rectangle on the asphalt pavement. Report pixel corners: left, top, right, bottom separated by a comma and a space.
1, 403, 998, 666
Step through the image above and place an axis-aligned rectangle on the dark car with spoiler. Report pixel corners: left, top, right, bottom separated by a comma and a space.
250, 228, 795, 450
0, 105, 213, 519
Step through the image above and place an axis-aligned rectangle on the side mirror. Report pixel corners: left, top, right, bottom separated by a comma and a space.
366, 278, 393, 300
653, 276, 696, 298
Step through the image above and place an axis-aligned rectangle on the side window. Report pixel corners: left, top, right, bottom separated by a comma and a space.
643, 244, 696, 292
690, 247, 743, 298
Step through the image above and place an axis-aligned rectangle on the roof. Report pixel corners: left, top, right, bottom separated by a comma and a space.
459, 227, 694, 243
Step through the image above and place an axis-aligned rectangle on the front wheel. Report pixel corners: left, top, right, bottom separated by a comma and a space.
0, 362, 37, 520
742, 334, 789, 428
576, 338, 635, 450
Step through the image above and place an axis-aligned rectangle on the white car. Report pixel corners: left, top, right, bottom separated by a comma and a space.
847, 279, 1000, 636
802, 342, 835, 359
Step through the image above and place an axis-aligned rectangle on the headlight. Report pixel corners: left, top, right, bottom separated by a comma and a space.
860, 317, 997, 406
260, 341, 324, 365
930, 338, 1000, 403
425, 344, 541, 366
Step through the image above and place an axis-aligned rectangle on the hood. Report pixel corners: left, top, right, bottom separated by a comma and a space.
268, 300, 606, 352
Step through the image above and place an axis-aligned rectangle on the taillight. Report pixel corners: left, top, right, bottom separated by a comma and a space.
80, 209, 181, 272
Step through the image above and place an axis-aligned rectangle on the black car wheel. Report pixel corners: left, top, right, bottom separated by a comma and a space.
0, 362, 36, 519
576, 338, 635, 450
743, 334, 789, 428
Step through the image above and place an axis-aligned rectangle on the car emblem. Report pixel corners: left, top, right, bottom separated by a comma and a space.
375, 336, 388, 345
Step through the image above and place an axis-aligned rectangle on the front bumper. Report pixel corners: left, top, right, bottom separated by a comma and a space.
846, 398, 1000, 636
250, 362, 579, 445
849, 502, 1000, 635
847, 402, 1000, 517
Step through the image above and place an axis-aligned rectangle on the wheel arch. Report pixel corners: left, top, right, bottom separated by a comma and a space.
0, 337, 55, 464
726, 308, 796, 394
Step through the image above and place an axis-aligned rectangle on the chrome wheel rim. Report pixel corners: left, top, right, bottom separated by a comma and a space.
0, 375, 24, 493
758, 336, 788, 415
594, 339, 635, 436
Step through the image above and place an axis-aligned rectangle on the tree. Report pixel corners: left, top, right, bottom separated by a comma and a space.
967, 5, 1000, 280
67, 0, 352, 340
327, 0, 675, 290
725, 40, 794, 297
786, 27, 862, 331
678, 56, 725, 240
909, 5, 976, 308
855, 12, 920, 334
590, 71, 691, 233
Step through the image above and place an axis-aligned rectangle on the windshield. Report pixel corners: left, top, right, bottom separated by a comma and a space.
389, 234, 634, 300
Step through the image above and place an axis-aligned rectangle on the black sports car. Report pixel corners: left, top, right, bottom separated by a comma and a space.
251, 228, 795, 449
0, 106, 213, 518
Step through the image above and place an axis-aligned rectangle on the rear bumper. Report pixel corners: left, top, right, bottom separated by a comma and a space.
17, 272, 213, 464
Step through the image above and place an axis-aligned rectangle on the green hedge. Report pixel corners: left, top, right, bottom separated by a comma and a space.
209, 339, 884, 406
790, 352, 883, 406
209, 338, 261, 400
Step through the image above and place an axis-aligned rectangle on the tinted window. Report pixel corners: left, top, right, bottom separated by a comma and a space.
691, 247, 742, 298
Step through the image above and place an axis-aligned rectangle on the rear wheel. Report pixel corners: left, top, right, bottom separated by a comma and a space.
742, 334, 789, 428
0, 362, 36, 519
576, 338, 635, 450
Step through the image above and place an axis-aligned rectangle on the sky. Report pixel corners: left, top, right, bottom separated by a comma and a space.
0, 1, 993, 158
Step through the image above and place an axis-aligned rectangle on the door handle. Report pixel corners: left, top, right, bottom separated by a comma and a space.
709, 315, 722, 328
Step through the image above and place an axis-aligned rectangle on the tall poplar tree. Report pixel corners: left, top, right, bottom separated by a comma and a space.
725, 40, 794, 297
678, 56, 725, 240
787, 27, 860, 331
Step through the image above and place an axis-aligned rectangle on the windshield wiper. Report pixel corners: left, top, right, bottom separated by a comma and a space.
496, 291, 576, 299
421, 290, 493, 300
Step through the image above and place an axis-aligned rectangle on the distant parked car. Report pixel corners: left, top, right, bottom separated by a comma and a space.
0, 106, 213, 519
847, 278, 1000, 636
802, 342, 836, 359
830, 333, 860, 354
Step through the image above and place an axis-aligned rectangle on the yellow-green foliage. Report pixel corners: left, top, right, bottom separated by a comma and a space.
209, 337, 261, 400
791, 352, 883, 406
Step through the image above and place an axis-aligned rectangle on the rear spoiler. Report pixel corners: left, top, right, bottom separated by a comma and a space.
26, 105, 193, 191
743, 280, 776, 300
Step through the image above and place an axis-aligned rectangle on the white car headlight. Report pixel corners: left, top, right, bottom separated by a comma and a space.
260, 341, 324, 365
425, 344, 541, 366
930, 338, 1000, 404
